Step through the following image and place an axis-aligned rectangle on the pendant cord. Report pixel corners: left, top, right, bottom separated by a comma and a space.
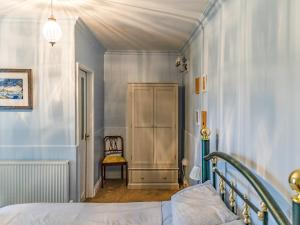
51, 0, 53, 17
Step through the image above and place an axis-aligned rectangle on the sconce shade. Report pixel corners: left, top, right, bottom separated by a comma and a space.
43, 17, 62, 46
189, 166, 201, 181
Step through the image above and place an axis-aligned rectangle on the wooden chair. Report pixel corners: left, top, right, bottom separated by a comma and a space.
101, 136, 128, 188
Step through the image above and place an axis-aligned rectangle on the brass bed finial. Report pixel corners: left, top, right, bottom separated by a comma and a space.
200, 127, 211, 140
229, 181, 236, 211
242, 195, 251, 225
257, 201, 267, 220
219, 177, 226, 195
211, 157, 217, 172
211, 157, 217, 166
289, 169, 300, 203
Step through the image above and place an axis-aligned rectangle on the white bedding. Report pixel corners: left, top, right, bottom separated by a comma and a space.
171, 183, 238, 225
0, 202, 164, 225
0, 183, 241, 225
162, 201, 172, 225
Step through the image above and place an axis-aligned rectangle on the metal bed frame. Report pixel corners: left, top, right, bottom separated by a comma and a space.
200, 127, 299, 225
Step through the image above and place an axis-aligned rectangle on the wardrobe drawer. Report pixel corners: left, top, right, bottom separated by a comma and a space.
131, 170, 177, 183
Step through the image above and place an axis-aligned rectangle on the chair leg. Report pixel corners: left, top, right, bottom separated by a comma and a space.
121, 165, 124, 180
104, 166, 106, 180
125, 163, 128, 186
101, 164, 104, 188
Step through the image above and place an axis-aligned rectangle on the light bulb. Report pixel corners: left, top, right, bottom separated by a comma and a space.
43, 17, 62, 46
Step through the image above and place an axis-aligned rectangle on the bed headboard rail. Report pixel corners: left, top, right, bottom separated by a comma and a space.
205, 152, 293, 225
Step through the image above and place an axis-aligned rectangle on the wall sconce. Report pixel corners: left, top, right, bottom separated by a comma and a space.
176, 55, 188, 73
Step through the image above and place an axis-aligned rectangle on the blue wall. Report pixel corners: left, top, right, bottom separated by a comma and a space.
0, 17, 106, 202
182, 0, 300, 223
75, 19, 106, 185
103, 51, 181, 178
0, 18, 78, 201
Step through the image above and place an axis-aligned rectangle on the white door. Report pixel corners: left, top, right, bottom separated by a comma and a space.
79, 69, 88, 201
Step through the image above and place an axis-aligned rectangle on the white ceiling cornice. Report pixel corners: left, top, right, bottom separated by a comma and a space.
0, 0, 210, 50
180, 0, 222, 53
105, 50, 179, 55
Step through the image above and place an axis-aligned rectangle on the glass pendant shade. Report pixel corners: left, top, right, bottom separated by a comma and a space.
43, 17, 62, 46
189, 166, 201, 181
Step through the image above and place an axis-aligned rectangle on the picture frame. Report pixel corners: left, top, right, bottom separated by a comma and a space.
201, 111, 207, 128
0, 69, 33, 109
195, 77, 200, 95
201, 75, 207, 92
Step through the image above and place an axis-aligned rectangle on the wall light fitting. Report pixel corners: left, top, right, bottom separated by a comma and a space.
176, 55, 188, 73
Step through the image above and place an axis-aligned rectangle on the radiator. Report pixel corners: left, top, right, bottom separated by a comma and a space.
0, 161, 69, 207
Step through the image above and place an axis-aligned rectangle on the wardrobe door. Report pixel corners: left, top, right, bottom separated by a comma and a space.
154, 86, 177, 166
132, 86, 154, 166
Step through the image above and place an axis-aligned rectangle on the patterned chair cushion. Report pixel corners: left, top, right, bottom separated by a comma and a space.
103, 155, 126, 164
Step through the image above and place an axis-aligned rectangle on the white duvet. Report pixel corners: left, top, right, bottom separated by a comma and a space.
0, 183, 241, 225
0, 202, 166, 225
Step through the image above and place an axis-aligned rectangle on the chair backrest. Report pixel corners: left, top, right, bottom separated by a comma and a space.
103, 136, 124, 156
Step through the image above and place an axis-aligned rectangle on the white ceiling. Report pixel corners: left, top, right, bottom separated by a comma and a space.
0, 0, 209, 50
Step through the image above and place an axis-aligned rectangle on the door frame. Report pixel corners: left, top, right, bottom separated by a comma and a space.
76, 62, 95, 200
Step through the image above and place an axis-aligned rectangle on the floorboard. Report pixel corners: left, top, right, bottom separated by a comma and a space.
86, 179, 179, 203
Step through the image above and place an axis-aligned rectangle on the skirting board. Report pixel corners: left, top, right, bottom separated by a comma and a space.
93, 177, 102, 196
128, 183, 179, 190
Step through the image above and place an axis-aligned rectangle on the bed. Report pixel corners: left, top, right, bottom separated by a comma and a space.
0, 182, 242, 225
0, 151, 299, 225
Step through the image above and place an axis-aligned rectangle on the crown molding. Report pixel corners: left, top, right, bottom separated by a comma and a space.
180, 0, 222, 53
105, 50, 179, 55
75, 17, 106, 50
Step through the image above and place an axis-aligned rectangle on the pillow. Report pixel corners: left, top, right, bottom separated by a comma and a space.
171, 182, 238, 225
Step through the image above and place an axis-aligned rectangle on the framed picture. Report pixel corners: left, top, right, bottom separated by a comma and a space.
0, 69, 32, 109
201, 111, 207, 128
195, 77, 200, 95
201, 75, 207, 92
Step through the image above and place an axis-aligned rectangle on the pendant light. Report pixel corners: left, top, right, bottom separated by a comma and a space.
43, 0, 62, 46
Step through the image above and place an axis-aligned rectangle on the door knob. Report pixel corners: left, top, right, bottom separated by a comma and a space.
85, 134, 90, 140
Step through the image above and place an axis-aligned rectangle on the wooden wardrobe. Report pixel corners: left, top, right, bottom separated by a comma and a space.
127, 83, 179, 189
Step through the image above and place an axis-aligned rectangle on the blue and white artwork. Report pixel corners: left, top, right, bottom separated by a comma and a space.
0, 78, 23, 100
0, 69, 32, 109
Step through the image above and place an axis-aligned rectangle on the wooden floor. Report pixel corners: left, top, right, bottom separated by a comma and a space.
86, 179, 179, 203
